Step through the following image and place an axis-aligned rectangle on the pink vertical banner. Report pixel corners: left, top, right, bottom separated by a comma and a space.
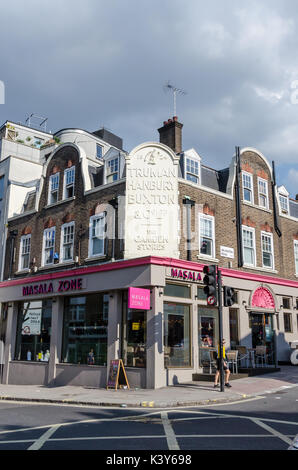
128, 287, 150, 310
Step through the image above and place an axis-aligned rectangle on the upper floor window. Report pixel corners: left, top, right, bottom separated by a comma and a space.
199, 214, 215, 257
48, 173, 59, 205
42, 227, 56, 266
261, 232, 274, 269
0, 175, 4, 200
89, 213, 105, 257
96, 144, 103, 160
64, 166, 75, 199
294, 240, 298, 275
61, 222, 74, 262
242, 172, 253, 203
106, 157, 119, 184
258, 178, 268, 209
242, 226, 256, 266
19, 234, 31, 270
186, 158, 199, 184
279, 194, 289, 213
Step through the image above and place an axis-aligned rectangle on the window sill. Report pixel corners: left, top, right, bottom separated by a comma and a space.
45, 196, 76, 209
243, 264, 278, 274
242, 201, 271, 213
196, 255, 219, 263
85, 255, 106, 262
38, 261, 75, 271
15, 268, 30, 274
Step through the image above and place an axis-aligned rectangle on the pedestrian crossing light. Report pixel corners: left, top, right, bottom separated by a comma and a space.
203, 265, 217, 304
223, 286, 236, 307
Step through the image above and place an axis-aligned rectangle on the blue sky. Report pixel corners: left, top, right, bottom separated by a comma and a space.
0, 0, 297, 198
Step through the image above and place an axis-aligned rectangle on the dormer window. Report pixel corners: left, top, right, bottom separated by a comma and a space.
49, 173, 59, 205
64, 166, 75, 199
96, 144, 103, 160
106, 157, 119, 183
279, 194, 288, 213
186, 158, 199, 184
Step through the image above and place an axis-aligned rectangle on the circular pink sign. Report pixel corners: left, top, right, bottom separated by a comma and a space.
251, 287, 275, 309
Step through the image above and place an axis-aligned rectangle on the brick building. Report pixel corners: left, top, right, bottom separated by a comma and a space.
0, 117, 297, 389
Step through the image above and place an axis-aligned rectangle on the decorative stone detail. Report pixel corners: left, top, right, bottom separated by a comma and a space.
251, 287, 275, 309
203, 203, 215, 216
260, 222, 272, 232
242, 216, 256, 228
241, 162, 253, 173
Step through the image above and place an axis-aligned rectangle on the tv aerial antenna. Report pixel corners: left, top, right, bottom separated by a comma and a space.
163, 81, 187, 117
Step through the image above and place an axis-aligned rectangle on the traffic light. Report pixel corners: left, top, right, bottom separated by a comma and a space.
223, 286, 236, 307
203, 265, 217, 304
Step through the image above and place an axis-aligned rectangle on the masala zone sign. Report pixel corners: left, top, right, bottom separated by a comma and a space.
22, 277, 84, 296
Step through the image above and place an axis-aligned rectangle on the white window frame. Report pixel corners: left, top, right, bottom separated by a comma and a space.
185, 157, 200, 184
199, 213, 215, 258
96, 144, 103, 160
19, 234, 31, 271
48, 173, 60, 205
242, 171, 254, 204
60, 222, 75, 262
105, 157, 119, 184
294, 240, 298, 275
88, 213, 106, 257
258, 177, 269, 209
279, 194, 289, 213
242, 226, 256, 267
42, 227, 56, 266
261, 231, 274, 269
63, 166, 75, 199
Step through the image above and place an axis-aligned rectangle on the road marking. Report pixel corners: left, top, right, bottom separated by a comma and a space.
161, 411, 180, 450
27, 425, 60, 450
250, 418, 293, 446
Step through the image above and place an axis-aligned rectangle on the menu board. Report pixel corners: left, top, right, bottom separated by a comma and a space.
107, 359, 130, 390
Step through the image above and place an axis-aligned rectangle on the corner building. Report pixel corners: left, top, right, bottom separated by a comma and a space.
0, 118, 297, 389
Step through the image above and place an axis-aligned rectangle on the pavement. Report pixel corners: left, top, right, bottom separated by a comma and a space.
0, 365, 297, 408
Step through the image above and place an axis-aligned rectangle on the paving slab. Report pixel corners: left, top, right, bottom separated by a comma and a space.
0, 366, 297, 408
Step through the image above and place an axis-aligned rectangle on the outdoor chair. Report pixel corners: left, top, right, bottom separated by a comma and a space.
226, 350, 238, 374
235, 346, 249, 368
255, 345, 267, 367
208, 350, 218, 374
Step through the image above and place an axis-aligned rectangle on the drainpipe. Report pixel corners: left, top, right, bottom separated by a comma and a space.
183, 197, 195, 261
271, 161, 282, 238
235, 146, 244, 267
109, 197, 118, 261
8, 230, 18, 279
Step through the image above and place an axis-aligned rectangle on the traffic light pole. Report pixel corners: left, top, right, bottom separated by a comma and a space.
217, 267, 225, 392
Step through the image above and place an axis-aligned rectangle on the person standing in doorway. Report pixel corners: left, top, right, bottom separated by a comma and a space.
214, 339, 232, 388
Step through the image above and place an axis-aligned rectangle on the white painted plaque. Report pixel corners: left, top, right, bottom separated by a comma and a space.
220, 246, 234, 259
124, 143, 180, 259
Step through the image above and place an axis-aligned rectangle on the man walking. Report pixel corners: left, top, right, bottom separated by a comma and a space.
214, 339, 232, 388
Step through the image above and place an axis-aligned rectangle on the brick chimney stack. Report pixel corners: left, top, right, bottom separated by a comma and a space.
158, 116, 183, 154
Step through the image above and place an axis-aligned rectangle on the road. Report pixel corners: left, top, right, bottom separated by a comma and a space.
0, 387, 297, 454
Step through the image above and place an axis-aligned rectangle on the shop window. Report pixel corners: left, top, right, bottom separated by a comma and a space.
199, 213, 215, 257
122, 294, 146, 368
61, 222, 74, 262
242, 226, 256, 266
197, 287, 206, 301
164, 283, 190, 298
48, 173, 59, 205
164, 302, 191, 367
282, 297, 291, 309
15, 300, 52, 361
42, 227, 56, 266
89, 213, 106, 257
19, 234, 31, 270
229, 309, 239, 349
63, 166, 75, 199
284, 312, 292, 333
198, 307, 218, 367
62, 294, 108, 366
242, 172, 253, 203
